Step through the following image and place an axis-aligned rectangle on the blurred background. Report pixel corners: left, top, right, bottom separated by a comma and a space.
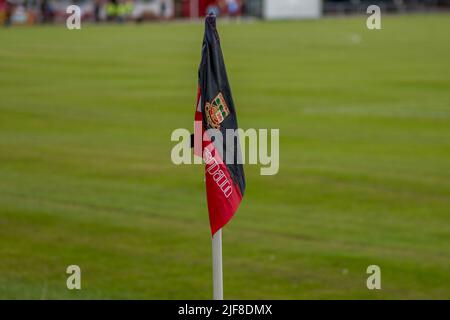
0, 1, 449, 300
1, 0, 450, 25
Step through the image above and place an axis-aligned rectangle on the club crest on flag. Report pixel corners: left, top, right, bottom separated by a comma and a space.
205, 92, 230, 129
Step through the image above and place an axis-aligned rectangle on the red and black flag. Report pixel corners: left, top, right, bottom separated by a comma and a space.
194, 14, 245, 236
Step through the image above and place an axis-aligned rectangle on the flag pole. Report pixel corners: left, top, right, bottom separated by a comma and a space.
212, 228, 223, 300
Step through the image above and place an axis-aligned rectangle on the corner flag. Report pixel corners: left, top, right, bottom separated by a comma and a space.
194, 14, 245, 236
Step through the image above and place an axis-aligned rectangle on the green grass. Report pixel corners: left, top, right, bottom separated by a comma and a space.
0, 14, 449, 299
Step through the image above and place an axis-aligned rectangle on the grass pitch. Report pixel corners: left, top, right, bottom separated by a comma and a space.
0, 14, 449, 299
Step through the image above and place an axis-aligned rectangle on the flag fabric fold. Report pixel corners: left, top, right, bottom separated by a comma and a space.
194, 14, 245, 236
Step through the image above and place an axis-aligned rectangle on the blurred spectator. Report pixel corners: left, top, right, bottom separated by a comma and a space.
212, 0, 241, 17
0, 0, 4, 25
40, 0, 53, 23
118, 0, 133, 22
2, 0, 14, 26
226, 0, 240, 17
106, 0, 133, 22
206, 3, 220, 16
161, 0, 169, 19
106, 0, 117, 21
94, 0, 103, 23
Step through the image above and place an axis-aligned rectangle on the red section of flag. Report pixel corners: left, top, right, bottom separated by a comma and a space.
194, 89, 242, 236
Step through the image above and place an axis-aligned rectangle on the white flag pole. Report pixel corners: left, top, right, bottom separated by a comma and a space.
212, 228, 223, 300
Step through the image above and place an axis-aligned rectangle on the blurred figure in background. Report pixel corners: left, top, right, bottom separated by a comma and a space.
214, 0, 241, 17
160, 0, 169, 19
0, 0, 5, 25
117, 0, 133, 22
206, 1, 220, 16
106, 0, 133, 22
106, 0, 117, 21
2, 0, 14, 27
225, 0, 240, 17
94, 0, 103, 23
40, 0, 53, 23
0, 0, 6, 26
